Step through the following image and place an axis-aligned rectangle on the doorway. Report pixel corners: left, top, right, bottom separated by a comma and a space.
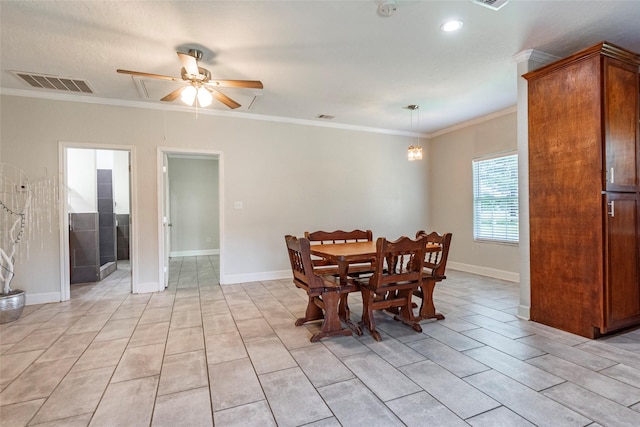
157, 148, 224, 287
60, 143, 136, 301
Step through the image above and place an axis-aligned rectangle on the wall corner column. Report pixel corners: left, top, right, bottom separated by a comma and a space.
512, 49, 559, 320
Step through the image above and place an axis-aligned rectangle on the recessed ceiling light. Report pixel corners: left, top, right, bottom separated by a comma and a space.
441, 20, 463, 32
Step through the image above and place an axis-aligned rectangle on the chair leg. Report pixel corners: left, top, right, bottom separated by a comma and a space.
295, 295, 324, 326
416, 280, 445, 321
360, 289, 381, 341
393, 289, 423, 333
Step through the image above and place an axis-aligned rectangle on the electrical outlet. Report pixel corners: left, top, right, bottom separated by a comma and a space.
234, 201, 243, 209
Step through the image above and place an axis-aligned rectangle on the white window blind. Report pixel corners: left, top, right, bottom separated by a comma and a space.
472, 153, 519, 244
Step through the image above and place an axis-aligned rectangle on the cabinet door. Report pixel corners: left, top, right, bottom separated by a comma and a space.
603, 192, 640, 332
603, 57, 639, 192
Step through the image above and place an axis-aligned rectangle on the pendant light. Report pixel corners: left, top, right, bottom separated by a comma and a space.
407, 105, 423, 161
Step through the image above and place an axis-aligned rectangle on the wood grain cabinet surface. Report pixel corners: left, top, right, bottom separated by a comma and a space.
524, 41, 640, 338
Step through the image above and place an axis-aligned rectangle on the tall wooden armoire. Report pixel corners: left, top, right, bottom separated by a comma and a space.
524, 42, 640, 338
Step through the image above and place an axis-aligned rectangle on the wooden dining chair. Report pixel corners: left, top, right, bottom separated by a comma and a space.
284, 235, 353, 342
352, 236, 425, 341
304, 229, 374, 276
412, 230, 453, 321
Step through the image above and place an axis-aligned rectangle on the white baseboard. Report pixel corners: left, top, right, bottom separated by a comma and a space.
517, 304, 531, 320
222, 263, 520, 286
222, 270, 291, 285
170, 249, 220, 257
134, 282, 162, 294
448, 261, 520, 283
25, 292, 61, 305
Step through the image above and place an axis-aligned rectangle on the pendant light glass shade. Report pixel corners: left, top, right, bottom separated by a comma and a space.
197, 87, 213, 107
180, 85, 197, 106
407, 145, 423, 161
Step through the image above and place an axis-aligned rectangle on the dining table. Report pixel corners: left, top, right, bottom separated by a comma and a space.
309, 241, 376, 335
309, 239, 441, 335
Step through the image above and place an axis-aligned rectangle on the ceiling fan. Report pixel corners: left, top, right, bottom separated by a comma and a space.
117, 49, 263, 109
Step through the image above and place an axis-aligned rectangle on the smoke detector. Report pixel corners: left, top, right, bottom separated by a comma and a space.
471, 0, 510, 11
378, 0, 397, 17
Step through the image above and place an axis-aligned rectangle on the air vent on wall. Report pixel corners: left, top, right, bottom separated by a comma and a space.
12, 71, 94, 93
471, 0, 510, 11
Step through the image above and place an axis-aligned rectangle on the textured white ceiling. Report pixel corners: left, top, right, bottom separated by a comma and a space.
1, 1, 639, 134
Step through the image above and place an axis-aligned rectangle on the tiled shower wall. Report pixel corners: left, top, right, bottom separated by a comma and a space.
116, 214, 130, 260
97, 169, 116, 267
69, 212, 99, 284
70, 169, 124, 284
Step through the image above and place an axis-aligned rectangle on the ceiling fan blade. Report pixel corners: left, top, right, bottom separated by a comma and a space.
207, 88, 241, 109
116, 69, 181, 82
207, 80, 264, 89
161, 86, 186, 102
177, 52, 199, 77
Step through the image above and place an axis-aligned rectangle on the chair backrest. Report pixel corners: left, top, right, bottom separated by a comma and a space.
285, 235, 336, 294
304, 229, 373, 244
368, 236, 425, 291
415, 230, 453, 279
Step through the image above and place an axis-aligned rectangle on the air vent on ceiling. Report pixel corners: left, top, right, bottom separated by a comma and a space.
13, 71, 94, 93
316, 114, 334, 120
471, 0, 510, 11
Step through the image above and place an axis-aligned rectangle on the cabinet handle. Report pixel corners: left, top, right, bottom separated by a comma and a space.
608, 201, 615, 217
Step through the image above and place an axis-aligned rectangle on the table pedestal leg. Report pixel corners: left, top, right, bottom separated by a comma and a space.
311, 292, 352, 342
338, 294, 363, 336
337, 262, 363, 336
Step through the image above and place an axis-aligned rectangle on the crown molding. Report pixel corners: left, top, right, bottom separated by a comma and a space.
511, 49, 561, 65
0, 87, 427, 137
427, 105, 517, 139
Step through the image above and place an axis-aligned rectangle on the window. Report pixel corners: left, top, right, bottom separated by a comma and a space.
472, 153, 519, 244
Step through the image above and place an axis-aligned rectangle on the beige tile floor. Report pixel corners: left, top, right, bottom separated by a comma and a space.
1, 255, 640, 426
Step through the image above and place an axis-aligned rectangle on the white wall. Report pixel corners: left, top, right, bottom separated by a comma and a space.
96, 149, 113, 169
67, 148, 129, 214
112, 150, 130, 215
1, 94, 522, 302
67, 148, 96, 213
428, 110, 520, 281
0, 95, 430, 300
168, 156, 219, 255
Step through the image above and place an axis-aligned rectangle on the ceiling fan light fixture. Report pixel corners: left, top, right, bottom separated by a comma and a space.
180, 85, 197, 106
197, 87, 213, 107
117, 47, 263, 110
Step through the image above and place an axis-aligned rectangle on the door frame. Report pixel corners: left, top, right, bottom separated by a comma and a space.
156, 147, 224, 287
59, 142, 138, 301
